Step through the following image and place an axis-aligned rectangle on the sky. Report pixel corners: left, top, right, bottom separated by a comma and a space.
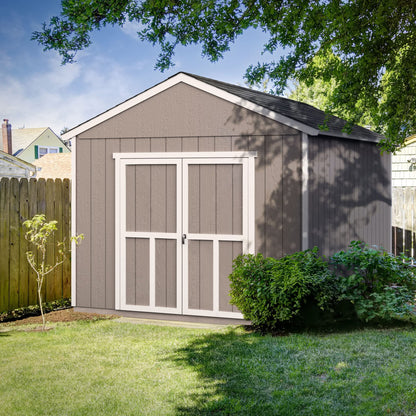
0, 0, 276, 136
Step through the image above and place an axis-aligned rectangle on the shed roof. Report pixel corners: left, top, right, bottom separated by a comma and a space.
187, 73, 382, 143
62, 72, 383, 143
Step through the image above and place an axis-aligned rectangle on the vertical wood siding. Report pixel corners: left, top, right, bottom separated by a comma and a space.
76, 134, 302, 309
0, 177, 71, 313
308, 136, 391, 256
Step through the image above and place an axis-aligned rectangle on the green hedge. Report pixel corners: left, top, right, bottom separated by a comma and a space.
229, 242, 416, 331
0, 298, 71, 323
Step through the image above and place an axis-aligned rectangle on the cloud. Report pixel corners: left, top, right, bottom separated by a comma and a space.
0, 49, 149, 133
121, 20, 143, 40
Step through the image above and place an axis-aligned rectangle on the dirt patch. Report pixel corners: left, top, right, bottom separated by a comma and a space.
0, 308, 118, 327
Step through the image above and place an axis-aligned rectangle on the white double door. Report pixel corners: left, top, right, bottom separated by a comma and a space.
114, 152, 255, 318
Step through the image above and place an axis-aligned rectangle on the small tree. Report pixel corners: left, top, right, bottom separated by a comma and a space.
23, 214, 83, 330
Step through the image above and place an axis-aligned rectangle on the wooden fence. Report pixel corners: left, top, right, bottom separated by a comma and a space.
0, 177, 71, 313
392, 187, 416, 257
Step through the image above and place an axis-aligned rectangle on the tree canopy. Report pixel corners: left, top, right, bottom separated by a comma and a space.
288, 54, 375, 132
32, 0, 416, 151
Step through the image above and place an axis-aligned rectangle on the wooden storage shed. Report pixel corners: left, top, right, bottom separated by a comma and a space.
63, 72, 391, 323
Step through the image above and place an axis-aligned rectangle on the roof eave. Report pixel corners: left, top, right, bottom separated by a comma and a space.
0, 152, 37, 171
318, 130, 382, 143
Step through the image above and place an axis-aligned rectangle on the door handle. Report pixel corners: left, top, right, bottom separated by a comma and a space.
182, 234, 187, 244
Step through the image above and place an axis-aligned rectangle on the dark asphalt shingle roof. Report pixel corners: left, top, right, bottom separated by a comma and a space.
183, 72, 383, 143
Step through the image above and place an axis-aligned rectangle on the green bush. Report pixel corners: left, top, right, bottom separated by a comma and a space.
0, 298, 71, 323
331, 241, 416, 322
229, 248, 335, 330
229, 242, 416, 331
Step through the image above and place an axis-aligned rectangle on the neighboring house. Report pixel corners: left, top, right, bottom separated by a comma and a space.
392, 135, 416, 187
64, 72, 390, 323
0, 125, 70, 164
391, 136, 416, 246
33, 153, 71, 179
0, 149, 36, 178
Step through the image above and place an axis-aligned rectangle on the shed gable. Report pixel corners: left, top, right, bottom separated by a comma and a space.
78, 82, 299, 139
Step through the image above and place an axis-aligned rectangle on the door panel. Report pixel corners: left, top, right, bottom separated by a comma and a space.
155, 239, 177, 308
188, 240, 214, 310
125, 164, 177, 233
125, 238, 150, 306
219, 241, 242, 312
188, 164, 243, 235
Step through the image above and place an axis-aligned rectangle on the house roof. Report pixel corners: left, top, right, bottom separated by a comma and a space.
62, 72, 383, 143
0, 149, 37, 173
33, 153, 71, 179
0, 127, 68, 156
9, 127, 48, 155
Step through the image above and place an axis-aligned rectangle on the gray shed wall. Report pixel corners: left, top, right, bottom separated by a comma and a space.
308, 135, 391, 256
75, 83, 302, 309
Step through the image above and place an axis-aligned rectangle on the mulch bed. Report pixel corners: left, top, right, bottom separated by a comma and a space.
0, 308, 117, 327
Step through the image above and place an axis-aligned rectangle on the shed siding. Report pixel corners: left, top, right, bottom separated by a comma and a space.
76, 133, 302, 309
308, 135, 391, 256
78, 83, 299, 139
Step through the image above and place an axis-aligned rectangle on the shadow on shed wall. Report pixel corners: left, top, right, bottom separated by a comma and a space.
228, 104, 391, 258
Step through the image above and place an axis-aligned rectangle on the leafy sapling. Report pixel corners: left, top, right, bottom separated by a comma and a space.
23, 214, 83, 330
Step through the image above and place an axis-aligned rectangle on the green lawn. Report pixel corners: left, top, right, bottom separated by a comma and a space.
1, 320, 416, 415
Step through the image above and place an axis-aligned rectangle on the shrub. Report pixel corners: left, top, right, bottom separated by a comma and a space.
0, 298, 71, 323
330, 241, 416, 322
229, 248, 335, 330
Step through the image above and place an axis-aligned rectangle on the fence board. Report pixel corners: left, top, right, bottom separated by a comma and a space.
19, 179, 29, 307
28, 178, 38, 305
0, 178, 71, 313
62, 179, 71, 298
45, 179, 55, 302
9, 178, 20, 310
54, 179, 63, 299
0, 178, 10, 312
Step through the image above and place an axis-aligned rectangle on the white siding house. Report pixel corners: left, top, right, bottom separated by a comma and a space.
392, 135, 416, 187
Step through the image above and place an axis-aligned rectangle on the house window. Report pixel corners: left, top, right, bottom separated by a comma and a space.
35, 146, 61, 159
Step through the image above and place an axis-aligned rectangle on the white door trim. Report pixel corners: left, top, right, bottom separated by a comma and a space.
182, 157, 254, 319
113, 151, 257, 160
115, 158, 182, 313
114, 152, 257, 318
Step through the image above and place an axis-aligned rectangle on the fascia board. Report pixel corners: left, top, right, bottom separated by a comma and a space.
62, 73, 319, 140
318, 129, 381, 143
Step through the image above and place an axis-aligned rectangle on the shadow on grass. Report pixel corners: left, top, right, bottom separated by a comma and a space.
170, 319, 416, 415
171, 328, 283, 415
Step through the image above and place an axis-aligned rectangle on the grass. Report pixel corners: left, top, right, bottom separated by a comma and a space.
1, 320, 416, 415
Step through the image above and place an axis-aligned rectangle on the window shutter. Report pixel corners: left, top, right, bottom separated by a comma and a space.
34, 145, 38, 159
59, 147, 63, 153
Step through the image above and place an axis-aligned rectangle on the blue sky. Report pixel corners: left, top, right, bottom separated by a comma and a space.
0, 0, 276, 135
